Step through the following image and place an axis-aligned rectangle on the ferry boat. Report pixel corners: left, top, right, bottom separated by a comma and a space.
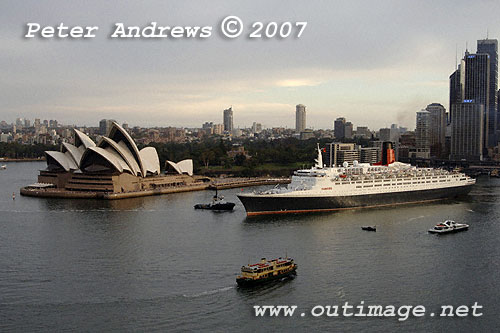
428, 220, 469, 234
236, 257, 297, 287
237, 143, 475, 216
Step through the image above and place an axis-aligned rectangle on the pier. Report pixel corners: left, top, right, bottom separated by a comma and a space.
20, 177, 290, 200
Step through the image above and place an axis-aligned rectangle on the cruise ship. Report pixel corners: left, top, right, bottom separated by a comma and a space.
237, 143, 475, 216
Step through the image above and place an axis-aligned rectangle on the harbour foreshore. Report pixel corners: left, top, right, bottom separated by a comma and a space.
20, 177, 290, 200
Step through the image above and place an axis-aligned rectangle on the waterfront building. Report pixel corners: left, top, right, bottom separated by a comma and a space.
295, 104, 306, 133
425, 103, 446, 157
334, 117, 346, 140
34, 122, 200, 195
223, 107, 233, 132
450, 102, 484, 161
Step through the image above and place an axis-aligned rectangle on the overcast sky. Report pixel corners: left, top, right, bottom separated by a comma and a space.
1, 0, 499, 130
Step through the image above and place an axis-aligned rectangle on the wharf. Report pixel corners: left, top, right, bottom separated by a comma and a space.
20, 177, 290, 200
209, 177, 290, 190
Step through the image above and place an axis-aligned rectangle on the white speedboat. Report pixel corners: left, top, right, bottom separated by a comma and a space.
0, 165, 6, 170
428, 220, 469, 234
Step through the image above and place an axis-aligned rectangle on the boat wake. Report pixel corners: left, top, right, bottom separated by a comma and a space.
407, 215, 426, 221
182, 286, 234, 298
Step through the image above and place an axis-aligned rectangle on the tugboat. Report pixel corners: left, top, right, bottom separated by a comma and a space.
428, 220, 469, 234
194, 189, 235, 211
236, 257, 297, 287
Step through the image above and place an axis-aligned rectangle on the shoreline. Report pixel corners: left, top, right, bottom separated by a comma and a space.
0, 158, 46, 162
19, 177, 291, 200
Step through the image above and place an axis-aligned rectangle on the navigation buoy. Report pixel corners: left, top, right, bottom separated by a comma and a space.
12, 192, 15, 200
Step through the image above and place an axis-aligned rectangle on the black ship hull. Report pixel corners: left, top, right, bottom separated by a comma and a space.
237, 184, 473, 216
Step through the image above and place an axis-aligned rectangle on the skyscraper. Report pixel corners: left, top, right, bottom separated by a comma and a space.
295, 104, 306, 132
463, 51, 490, 148
415, 110, 431, 150
223, 107, 233, 132
450, 102, 484, 161
449, 65, 463, 123
334, 117, 346, 139
477, 38, 498, 144
425, 103, 446, 157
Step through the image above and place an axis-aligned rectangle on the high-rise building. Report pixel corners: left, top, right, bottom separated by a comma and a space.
450, 102, 484, 161
355, 126, 371, 139
99, 119, 115, 135
463, 51, 490, 148
379, 128, 391, 142
334, 117, 346, 140
344, 122, 353, 139
415, 110, 431, 150
223, 107, 233, 132
477, 39, 498, 143
425, 103, 446, 157
324, 143, 357, 167
295, 104, 306, 132
449, 66, 463, 124
252, 122, 262, 133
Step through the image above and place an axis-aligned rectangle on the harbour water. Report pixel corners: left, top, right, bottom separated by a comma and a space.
1, 162, 499, 332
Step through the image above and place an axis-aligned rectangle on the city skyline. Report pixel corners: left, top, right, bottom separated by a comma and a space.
1, 1, 500, 130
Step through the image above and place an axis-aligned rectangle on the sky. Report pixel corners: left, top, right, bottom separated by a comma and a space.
1, 0, 499, 130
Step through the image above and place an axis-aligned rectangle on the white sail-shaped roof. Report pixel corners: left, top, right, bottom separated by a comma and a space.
62, 142, 84, 166
44, 123, 164, 178
80, 146, 128, 174
107, 122, 145, 176
45, 151, 79, 172
98, 137, 141, 176
139, 147, 161, 176
166, 159, 193, 176
74, 129, 95, 149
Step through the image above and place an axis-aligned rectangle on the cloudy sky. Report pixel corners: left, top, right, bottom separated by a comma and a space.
1, 0, 499, 130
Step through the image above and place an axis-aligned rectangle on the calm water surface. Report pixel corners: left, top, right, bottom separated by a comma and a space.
1, 162, 499, 332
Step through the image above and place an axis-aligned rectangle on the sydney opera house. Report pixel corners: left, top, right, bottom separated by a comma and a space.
22, 122, 206, 198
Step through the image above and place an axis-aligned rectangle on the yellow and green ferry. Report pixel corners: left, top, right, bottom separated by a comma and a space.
236, 257, 297, 287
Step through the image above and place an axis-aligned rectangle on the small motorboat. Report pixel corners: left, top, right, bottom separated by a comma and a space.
361, 226, 376, 231
0, 165, 6, 170
194, 189, 235, 211
428, 220, 469, 234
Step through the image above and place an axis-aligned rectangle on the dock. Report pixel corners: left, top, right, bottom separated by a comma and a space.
209, 177, 290, 190
20, 177, 290, 200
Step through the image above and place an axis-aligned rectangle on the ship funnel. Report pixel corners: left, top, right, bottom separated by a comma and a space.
374, 142, 395, 166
